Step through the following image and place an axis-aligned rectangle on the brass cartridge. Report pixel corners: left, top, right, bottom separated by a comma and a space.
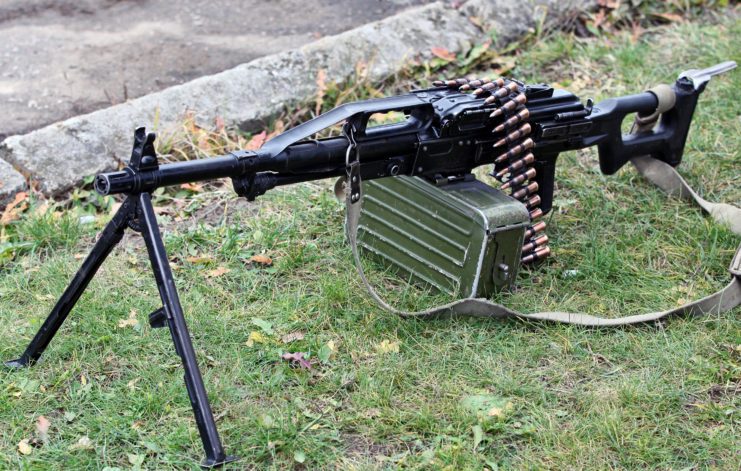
495, 137, 534, 163
520, 246, 551, 264
501, 167, 536, 189
524, 221, 546, 239
511, 181, 538, 200
494, 108, 530, 133
494, 123, 532, 148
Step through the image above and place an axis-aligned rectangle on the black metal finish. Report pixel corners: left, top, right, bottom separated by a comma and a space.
4, 198, 132, 368
8, 62, 734, 464
137, 192, 237, 468
7, 132, 238, 467
92, 74, 716, 216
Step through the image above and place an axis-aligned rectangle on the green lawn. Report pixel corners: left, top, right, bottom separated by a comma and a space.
1, 11, 740, 471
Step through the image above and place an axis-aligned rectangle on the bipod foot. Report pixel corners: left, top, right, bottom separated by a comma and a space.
201, 455, 240, 468
4, 198, 133, 370
4, 355, 34, 369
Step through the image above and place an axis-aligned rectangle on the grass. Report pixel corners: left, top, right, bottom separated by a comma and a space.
1, 9, 741, 471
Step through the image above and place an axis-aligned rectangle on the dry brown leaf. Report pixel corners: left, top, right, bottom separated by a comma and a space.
153, 206, 173, 215
430, 47, 456, 62
180, 183, 203, 193
249, 254, 273, 266
118, 309, 139, 328
1, 192, 28, 225
245, 130, 266, 151
197, 133, 212, 153
73, 253, 86, 260
650, 11, 684, 23
31, 203, 49, 217
282, 331, 306, 344
205, 266, 231, 278
186, 255, 215, 264
468, 16, 483, 29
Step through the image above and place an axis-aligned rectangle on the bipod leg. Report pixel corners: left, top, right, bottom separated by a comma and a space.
5, 197, 135, 369
137, 192, 237, 468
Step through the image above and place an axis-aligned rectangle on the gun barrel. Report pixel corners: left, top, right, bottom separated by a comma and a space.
94, 154, 251, 195
95, 131, 419, 196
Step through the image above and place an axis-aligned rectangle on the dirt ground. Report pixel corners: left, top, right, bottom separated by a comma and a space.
0, 0, 435, 140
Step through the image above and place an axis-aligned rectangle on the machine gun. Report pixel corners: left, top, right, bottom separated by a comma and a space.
5, 61, 738, 467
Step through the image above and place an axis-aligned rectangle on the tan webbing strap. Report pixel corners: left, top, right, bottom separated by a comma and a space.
344, 86, 741, 326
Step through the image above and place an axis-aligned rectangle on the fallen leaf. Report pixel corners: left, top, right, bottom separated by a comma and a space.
64, 411, 76, 422
319, 340, 337, 363
252, 318, 274, 335
246, 331, 268, 347
127, 378, 141, 392
186, 255, 215, 264
249, 254, 273, 266
128, 453, 145, 467
1, 192, 29, 225
487, 407, 504, 418
472, 424, 484, 450
31, 203, 49, 217
245, 131, 266, 151
180, 183, 203, 192
118, 309, 139, 328
74, 253, 86, 260
68, 436, 93, 451
282, 331, 306, 344
374, 339, 400, 354
430, 46, 457, 62
205, 266, 231, 278
17, 439, 32, 455
282, 352, 318, 370
197, 133, 212, 153
365, 408, 381, 418
597, 0, 614, 6
649, 11, 684, 23
153, 206, 173, 215
35, 416, 50, 443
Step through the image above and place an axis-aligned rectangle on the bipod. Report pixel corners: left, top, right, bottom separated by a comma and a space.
4, 128, 238, 468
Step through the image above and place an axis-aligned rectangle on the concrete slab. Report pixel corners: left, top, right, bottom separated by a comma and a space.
0, 0, 596, 200
0, 0, 435, 140
0, 158, 25, 205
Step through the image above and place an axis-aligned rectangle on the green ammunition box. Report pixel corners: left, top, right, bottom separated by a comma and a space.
357, 175, 531, 297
